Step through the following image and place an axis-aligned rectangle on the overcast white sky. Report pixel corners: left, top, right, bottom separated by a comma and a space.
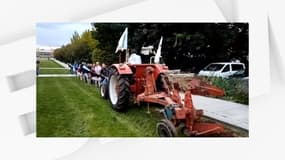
36, 23, 92, 48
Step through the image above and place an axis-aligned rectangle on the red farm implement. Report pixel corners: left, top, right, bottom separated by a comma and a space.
102, 29, 225, 137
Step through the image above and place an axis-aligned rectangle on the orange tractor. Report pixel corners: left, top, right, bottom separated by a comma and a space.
103, 61, 225, 137
102, 31, 225, 137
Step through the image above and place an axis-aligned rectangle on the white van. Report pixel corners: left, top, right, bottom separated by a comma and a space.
198, 62, 245, 78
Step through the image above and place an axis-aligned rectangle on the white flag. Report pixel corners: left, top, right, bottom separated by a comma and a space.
154, 36, 163, 64
115, 27, 128, 53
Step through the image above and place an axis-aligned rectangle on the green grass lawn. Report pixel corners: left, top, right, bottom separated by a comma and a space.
39, 69, 70, 74
37, 77, 247, 137
37, 77, 160, 137
39, 60, 64, 68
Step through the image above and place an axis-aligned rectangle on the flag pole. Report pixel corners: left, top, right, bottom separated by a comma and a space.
119, 51, 121, 64
125, 49, 129, 64
115, 27, 128, 64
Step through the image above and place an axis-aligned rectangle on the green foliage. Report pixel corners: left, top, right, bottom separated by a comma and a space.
203, 76, 249, 104
53, 23, 248, 74
90, 23, 127, 64
90, 23, 248, 73
91, 47, 103, 63
54, 30, 97, 63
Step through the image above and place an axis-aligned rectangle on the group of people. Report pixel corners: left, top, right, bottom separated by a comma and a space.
70, 61, 109, 87
68, 50, 143, 87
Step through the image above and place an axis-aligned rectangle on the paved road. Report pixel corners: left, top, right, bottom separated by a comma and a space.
179, 92, 248, 130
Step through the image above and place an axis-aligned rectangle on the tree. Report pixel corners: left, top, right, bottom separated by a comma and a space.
90, 23, 127, 64
54, 23, 248, 75
54, 30, 98, 63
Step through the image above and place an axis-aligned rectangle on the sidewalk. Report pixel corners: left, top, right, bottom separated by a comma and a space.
179, 92, 248, 130
51, 58, 69, 69
192, 95, 248, 130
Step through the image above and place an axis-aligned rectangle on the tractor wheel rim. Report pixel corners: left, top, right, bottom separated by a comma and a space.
109, 75, 118, 105
115, 84, 119, 94
158, 123, 172, 137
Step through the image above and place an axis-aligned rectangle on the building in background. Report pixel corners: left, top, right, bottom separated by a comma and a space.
36, 47, 56, 59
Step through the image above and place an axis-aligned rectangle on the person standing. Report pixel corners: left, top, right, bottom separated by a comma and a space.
100, 63, 109, 86
36, 60, 40, 76
94, 62, 102, 86
100, 63, 109, 78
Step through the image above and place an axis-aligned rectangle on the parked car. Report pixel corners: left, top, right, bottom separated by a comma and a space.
198, 62, 246, 78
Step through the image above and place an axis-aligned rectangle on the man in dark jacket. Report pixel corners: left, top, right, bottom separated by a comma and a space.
100, 63, 109, 78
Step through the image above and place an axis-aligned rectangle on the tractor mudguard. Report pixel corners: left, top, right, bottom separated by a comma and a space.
111, 64, 133, 75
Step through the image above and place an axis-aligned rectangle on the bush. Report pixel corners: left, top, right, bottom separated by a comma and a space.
203, 76, 248, 105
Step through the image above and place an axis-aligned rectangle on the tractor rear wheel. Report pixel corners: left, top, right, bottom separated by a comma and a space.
108, 68, 130, 111
157, 119, 178, 137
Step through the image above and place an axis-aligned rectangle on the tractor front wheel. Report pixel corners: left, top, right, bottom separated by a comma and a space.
156, 119, 178, 137
108, 68, 130, 111
100, 83, 108, 99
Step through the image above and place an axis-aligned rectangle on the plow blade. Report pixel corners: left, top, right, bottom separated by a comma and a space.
189, 78, 225, 97
192, 123, 224, 136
